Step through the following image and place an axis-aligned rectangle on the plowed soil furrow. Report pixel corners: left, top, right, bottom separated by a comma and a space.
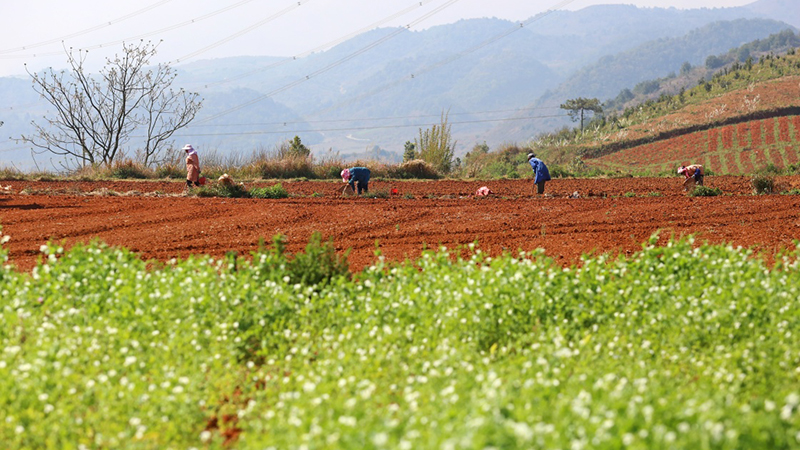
1, 177, 800, 272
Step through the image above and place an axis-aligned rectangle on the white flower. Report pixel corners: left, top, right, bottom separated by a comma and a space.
338, 416, 357, 426
200, 430, 212, 442
372, 432, 388, 446
124, 356, 137, 367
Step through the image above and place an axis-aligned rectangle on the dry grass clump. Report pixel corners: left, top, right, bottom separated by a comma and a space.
387, 159, 439, 179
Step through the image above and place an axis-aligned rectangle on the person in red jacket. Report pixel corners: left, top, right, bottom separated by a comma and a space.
678, 164, 704, 191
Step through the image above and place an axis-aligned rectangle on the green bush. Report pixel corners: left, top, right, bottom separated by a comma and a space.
195, 183, 250, 198
250, 183, 289, 199
751, 173, 775, 194
689, 185, 723, 196
250, 233, 350, 288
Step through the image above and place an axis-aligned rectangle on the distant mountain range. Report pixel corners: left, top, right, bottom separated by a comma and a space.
0, 0, 797, 168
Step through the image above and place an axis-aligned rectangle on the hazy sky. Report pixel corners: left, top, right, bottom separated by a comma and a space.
0, 0, 755, 77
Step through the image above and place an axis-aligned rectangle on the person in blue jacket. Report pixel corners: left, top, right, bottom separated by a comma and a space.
527, 153, 551, 194
341, 167, 371, 195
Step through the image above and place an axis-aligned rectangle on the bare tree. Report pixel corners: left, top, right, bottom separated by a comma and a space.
22, 41, 202, 168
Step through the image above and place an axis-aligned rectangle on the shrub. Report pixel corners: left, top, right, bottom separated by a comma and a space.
387, 159, 439, 179
751, 174, 775, 194
250, 183, 289, 199
109, 160, 152, 179
251, 233, 350, 287
195, 183, 250, 198
623, 191, 637, 197
689, 185, 723, 197
155, 162, 184, 179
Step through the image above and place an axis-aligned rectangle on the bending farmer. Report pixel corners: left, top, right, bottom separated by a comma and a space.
678, 164, 704, 191
184, 144, 201, 189
341, 167, 371, 195
527, 153, 551, 194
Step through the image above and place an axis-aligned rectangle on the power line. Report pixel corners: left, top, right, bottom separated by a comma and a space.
195, 106, 564, 128
306, 0, 578, 121
193, 0, 462, 124
0, 0, 260, 60
174, 113, 568, 138
174, 0, 314, 63
198, 0, 446, 89
0, 0, 176, 55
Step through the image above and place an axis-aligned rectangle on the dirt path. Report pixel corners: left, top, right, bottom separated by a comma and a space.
0, 177, 798, 271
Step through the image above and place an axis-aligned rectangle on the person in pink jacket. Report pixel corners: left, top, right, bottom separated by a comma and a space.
184, 144, 201, 188
678, 164, 704, 191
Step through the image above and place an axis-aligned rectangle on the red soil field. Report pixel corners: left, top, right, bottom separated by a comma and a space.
2, 177, 800, 272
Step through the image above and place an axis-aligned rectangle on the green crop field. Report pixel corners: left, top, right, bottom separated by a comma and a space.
1, 230, 799, 449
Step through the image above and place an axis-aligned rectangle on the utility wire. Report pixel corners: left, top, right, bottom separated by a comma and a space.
0, 0, 176, 55
174, 0, 314, 63
193, 0, 461, 124
0, 0, 259, 59
199, 0, 446, 89
195, 106, 565, 128
174, 113, 568, 138
306, 0, 578, 120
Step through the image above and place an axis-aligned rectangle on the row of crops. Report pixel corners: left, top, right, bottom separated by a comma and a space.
1, 230, 799, 449
588, 115, 800, 174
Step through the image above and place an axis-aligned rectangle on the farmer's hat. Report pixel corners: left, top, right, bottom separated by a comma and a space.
182, 144, 194, 152
677, 166, 686, 175
527, 152, 536, 161
341, 168, 351, 182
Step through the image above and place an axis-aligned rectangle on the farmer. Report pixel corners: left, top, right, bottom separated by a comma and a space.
184, 144, 201, 189
527, 153, 551, 194
341, 167, 371, 195
678, 164, 704, 191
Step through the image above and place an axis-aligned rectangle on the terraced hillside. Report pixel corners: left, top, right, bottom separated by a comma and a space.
588, 113, 800, 174
578, 51, 800, 174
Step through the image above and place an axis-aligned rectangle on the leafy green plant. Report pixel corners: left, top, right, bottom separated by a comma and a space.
195, 182, 250, 198
250, 183, 289, 199
362, 189, 390, 199
623, 191, 637, 197
689, 185, 723, 196
6, 233, 800, 449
